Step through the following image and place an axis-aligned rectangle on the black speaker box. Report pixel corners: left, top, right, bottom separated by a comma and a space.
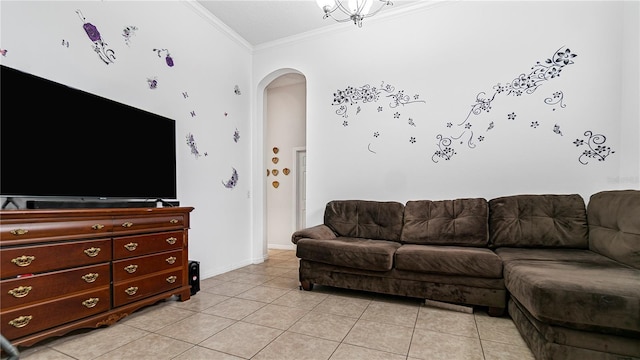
188, 260, 200, 296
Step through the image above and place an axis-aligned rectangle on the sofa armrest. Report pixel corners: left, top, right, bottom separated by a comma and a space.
291, 224, 336, 244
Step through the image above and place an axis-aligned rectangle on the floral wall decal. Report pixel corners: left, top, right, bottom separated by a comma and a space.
147, 77, 158, 89
573, 131, 615, 165
222, 168, 239, 189
432, 46, 577, 163
0, 49, 7, 56
544, 91, 566, 110
122, 26, 138, 46
329, 82, 427, 153
76, 10, 115, 64
234, 85, 241, 95
331, 82, 425, 119
186, 133, 203, 159
233, 128, 240, 143
153, 48, 174, 67
61, 39, 69, 48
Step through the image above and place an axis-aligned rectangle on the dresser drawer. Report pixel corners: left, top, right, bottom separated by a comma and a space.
113, 268, 183, 307
1, 263, 110, 310
112, 250, 183, 282
113, 231, 183, 259
1, 286, 110, 340
112, 214, 184, 235
0, 218, 112, 244
1, 239, 112, 279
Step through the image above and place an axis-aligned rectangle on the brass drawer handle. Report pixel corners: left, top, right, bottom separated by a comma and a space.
11, 255, 35, 267
124, 242, 138, 251
82, 298, 100, 308
91, 224, 105, 230
9, 229, 29, 236
9, 315, 33, 328
84, 247, 101, 257
125, 287, 138, 296
170, 219, 179, 224
166, 256, 176, 265
166, 237, 177, 245
82, 273, 99, 283
121, 222, 133, 228
166, 276, 177, 284
8, 285, 33, 298
124, 264, 138, 274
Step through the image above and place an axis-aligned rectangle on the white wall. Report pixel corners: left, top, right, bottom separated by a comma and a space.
266, 80, 307, 249
253, 1, 640, 227
0, 1, 254, 279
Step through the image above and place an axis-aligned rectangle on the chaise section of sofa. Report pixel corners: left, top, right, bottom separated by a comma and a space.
490, 191, 640, 359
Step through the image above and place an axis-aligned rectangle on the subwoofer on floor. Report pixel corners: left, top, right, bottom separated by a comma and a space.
188, 260, 200, 295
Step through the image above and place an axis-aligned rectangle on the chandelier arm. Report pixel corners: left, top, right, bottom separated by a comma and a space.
333, 0, 354, 18
362, 0, 394, 19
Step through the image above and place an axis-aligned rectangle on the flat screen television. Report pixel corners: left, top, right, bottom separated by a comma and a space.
0, 64, 177, 207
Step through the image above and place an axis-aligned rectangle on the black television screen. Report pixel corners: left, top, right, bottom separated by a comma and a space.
0, 64, 177, 202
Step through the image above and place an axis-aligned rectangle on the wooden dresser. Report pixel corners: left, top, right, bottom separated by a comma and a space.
0, 206, 194, 347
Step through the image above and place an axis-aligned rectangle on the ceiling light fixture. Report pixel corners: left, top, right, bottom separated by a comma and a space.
316, 0, 393, 27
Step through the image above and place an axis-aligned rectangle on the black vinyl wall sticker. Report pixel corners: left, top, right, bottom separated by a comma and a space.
330, 82, 426, 153
431, 46, 616, 165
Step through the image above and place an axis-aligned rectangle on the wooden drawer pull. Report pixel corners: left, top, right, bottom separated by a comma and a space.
82, 273, 99, 283
9, 315, 32, 328
121, 222, 133, 228
83, 247, 101, 257
166, 276, 177, 284
11, 255, 35, 267
8, 285, 33, 298
124, 242, 138, 251
9, 228, 29, 236
124, 265, 138, 274
166, 237, 177, 245
166, 256, 176, 265
125, 287, 138, 296
82, 298, 100, 308
170, 219, 179, 224
91, 224, 105, 230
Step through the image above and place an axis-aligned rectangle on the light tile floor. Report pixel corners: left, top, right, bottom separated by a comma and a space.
8, 249, 535, 360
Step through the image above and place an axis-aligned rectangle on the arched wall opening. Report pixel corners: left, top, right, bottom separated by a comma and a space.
252, 68, 307, 262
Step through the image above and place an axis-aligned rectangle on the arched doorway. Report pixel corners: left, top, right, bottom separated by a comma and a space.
252, 69, 307, 262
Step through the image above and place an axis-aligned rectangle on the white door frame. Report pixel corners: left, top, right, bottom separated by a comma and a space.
292, 147, 306, 233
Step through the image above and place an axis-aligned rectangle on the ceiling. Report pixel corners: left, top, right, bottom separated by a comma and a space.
195, 1, 421, 47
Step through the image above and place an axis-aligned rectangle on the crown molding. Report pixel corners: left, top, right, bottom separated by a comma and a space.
181, 0, 253, 53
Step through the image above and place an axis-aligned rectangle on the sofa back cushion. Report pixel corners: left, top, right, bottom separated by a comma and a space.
489, 194, 588, 248
400, 198, 489, 246
324, 200, 405, 242
587, 190, 640, 269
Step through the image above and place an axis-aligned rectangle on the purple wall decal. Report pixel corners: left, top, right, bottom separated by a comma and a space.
222, 168, 239, 189
76, 10, 115, 64
153, 48, 174, 67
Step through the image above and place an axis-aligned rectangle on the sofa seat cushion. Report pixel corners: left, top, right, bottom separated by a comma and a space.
395, 244, 503, 278
296, 237, 401, 271
496, 247, 640, 334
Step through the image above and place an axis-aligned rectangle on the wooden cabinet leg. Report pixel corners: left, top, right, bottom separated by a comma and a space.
299, 280, 313, 291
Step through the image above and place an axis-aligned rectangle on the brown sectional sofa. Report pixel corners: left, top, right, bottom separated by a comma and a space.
291, 190, 640, 359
